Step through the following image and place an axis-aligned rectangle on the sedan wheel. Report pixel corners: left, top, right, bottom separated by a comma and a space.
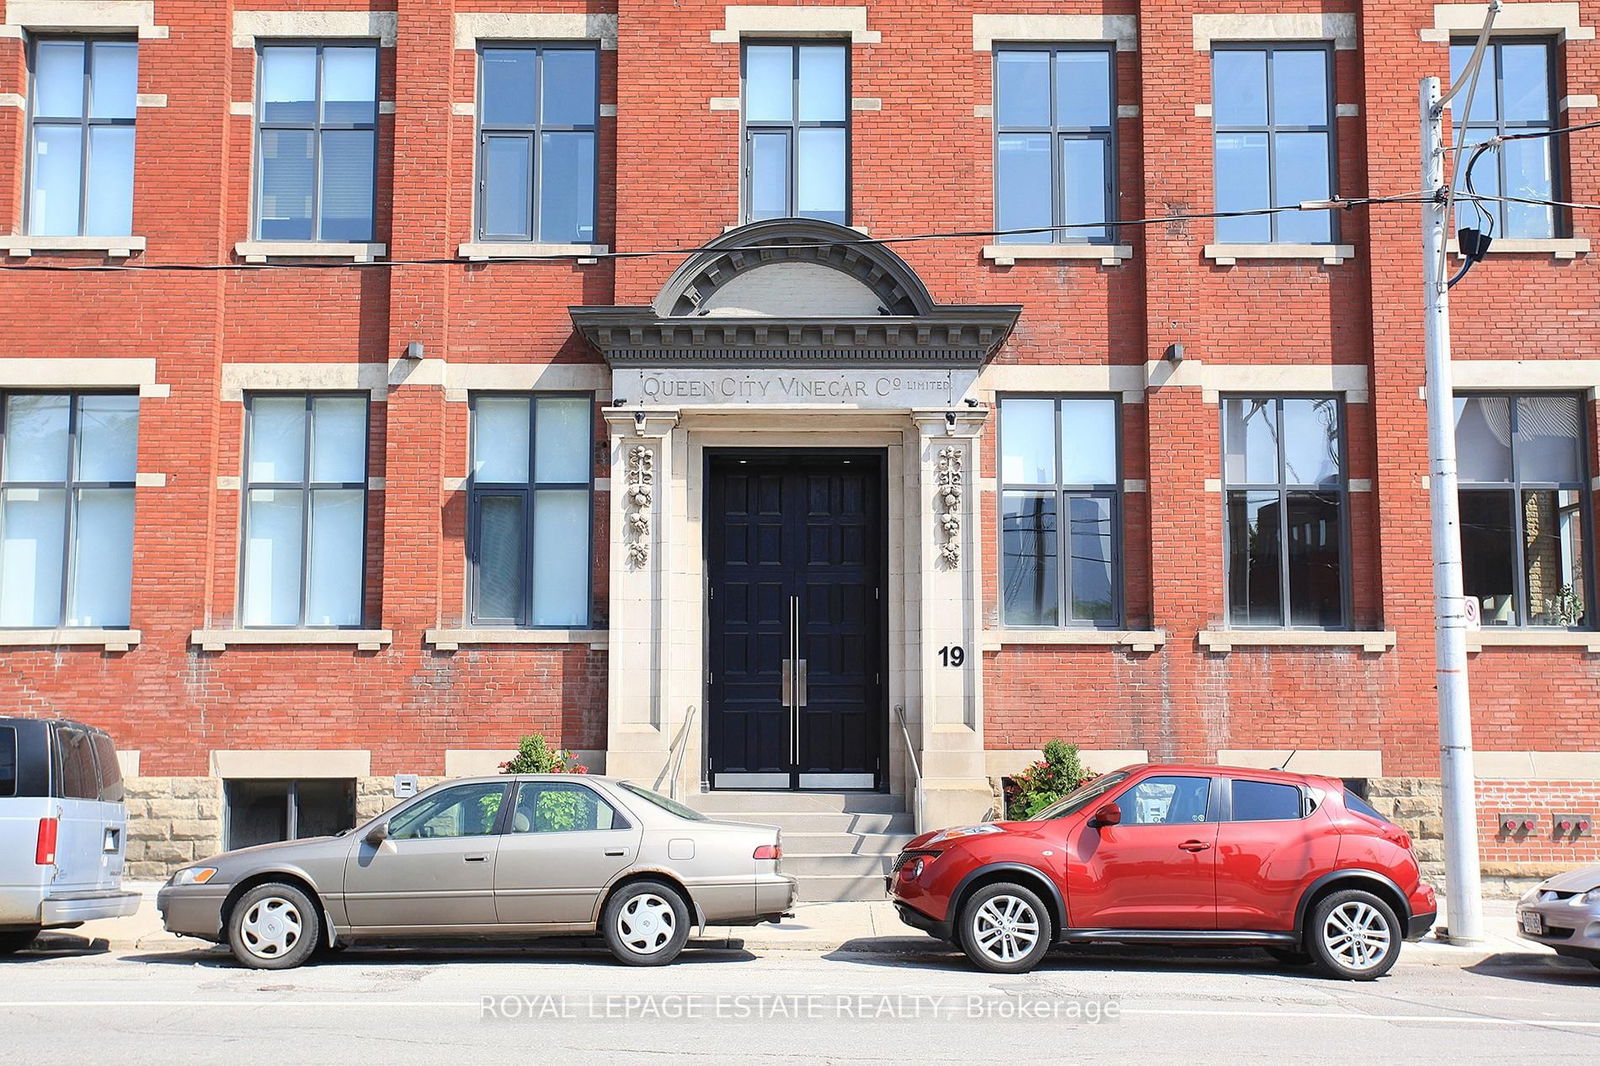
228, 883, 320, 970
959, 882, 1052, 974
603, 881, 690, 967
1308, 889, 1400, 980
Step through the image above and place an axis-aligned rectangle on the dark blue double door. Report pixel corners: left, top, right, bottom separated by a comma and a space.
706, 452, 885, 790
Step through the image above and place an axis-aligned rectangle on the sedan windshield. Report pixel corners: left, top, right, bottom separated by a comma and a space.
617, 780, 708, 821
1028, 771, 1129, 821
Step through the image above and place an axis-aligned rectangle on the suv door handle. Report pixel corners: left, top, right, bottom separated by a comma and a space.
604, 849, 627, 857
464, 855, 488, 862
1178, 840, 1212, 852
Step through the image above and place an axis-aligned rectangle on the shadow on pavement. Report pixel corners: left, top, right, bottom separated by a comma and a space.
826, 939, 1327, 978
1465, 952, 1600, 985
1, 934, 112, 960
125, 941, 758, 969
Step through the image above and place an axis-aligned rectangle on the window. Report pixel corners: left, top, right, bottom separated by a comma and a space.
0, 726, 14, 798
476, 45, 598, 243
511, 781, 625, 833
0, 393, 138, 628
1212, 44, 1334, 243
742, 42, 848, 224
1117, 776, 1212, 825
617, 780, 709, 822
388, 781, 508, 840
1222, 396, 1347, 628
468, 394, 593, 627
255, 42, 378, 241
1450, 39, 1558, 239
241, 394, 369, 628
26, 38, 137, 236
54, 724, 99, 800
998, 396, 1120, 626
1230, 779, 1303, 821
1455, 393, 1589, 627
91, 731, 123, 802
994, 45, 1115, 244
225, 779, 357, 849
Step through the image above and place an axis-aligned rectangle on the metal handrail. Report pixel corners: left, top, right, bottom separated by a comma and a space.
667, 704, 697, 801
894, 704, 924, 834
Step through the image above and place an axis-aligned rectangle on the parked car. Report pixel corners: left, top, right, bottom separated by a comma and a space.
1, 717, 140, 954
890, 763, 1436, 979
159, 774, 795, 969
1515, 865, 1600, 968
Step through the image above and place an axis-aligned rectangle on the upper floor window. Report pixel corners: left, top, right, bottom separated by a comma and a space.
1450, 38, 1558, 239
742, 42, 848, 224
994, 45, 1115, 244
27, 38, 137, 236
998, 396, 1121, 627
0, 393, 138, 628
1212, 44, 1334, 243
1456, 394, 1589, 627
468, 394, 593, 627
1222, 397, 1347, 628
255, 42, 378, 241
241, 394, 369, 627
477, 44, 598, 244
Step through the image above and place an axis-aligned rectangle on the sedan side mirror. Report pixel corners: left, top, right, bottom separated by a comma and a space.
365, 821, 389, 846
1090, 803, 1122, 828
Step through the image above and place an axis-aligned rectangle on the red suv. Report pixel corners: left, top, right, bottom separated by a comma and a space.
890, 764, 1436, 979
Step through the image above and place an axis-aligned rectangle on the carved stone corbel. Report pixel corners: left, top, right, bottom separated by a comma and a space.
625, 445, 654, 566
935, 445, 963, 567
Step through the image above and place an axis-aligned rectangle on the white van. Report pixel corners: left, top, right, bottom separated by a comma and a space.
0, 718, 139, 953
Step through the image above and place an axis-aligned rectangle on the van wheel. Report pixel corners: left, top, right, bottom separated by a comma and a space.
228, 883, 320, 970
958, 882, 1052, 974
603, 881, 690, 966
0, 927, 40, 955
1308, 889, 1401, 980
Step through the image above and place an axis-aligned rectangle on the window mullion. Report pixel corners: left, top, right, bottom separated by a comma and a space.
59, 394, 80, 627
299, 396, 315, 626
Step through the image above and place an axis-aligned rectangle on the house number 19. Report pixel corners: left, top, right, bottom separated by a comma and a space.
938, 645, 966, 667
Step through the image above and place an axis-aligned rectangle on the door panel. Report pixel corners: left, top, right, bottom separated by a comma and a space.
1215, 779, 1336, 931
494, 781, 642, 925
707, 453, 883, 789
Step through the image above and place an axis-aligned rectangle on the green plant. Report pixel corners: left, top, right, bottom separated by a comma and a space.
1006, 740, 1091, 820
499, 734, 588, 775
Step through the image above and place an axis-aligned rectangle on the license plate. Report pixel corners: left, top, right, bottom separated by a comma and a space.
1522, 911, 1544, 935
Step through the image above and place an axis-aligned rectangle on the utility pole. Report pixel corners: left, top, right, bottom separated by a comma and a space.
1420, 75, 1485, 943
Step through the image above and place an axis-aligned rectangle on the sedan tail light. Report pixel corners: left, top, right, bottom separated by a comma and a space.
36, 817, 59, 865
753, 844, 782, 861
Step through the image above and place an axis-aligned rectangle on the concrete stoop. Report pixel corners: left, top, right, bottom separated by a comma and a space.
685, 791, 912, 902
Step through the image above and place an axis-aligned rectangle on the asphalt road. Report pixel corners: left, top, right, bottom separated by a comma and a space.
4, 939, 1600, 1064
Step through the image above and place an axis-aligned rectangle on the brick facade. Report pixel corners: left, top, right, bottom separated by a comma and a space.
2, 1, 1599, 883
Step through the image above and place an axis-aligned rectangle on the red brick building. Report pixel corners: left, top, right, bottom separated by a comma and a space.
1, 0, 1598, 890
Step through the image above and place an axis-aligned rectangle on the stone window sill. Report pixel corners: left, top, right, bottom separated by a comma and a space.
425, 628, 609, 651
1204, 243, 1355, 266
457, 242, 608, 263
191, 628, 393, 652
0, 628, 140, 652
1447, 238, 1590, 260
3, 235, 146, 258
235, 241, 386, 264
1467, 630, 1600, 653
981, 629, 1165, 653
983, 244, 1133, 266
1199, 630, 1396, 653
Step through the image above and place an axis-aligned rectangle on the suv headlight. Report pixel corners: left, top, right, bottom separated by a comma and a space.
925, 824, 1004, 845
169, 866, 218, 887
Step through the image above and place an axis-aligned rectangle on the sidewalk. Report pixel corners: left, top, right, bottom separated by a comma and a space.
44, 883, 1549, 969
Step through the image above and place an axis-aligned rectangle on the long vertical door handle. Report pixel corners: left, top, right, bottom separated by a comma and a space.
790, 595, 800, 767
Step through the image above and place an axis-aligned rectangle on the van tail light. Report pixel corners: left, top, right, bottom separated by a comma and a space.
36, 817, 59, 865
753, 844, 782, 861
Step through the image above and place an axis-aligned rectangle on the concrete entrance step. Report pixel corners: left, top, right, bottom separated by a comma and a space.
781, 831, 916, 855
794, 873, 893, 903
686, 791, 906, 815
716, 811, 914, 835
783, 852, 896, 878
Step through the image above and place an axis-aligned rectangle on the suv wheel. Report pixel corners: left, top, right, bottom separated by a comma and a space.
603, 881, 690, 966
0, 927, 40, 955
1308, 889, 1401, 980
228, 883, 320, 970
958, 882, 1052, 974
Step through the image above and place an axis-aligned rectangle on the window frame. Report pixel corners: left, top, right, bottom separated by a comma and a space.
1449, 36, 1563, 239
991, 42, 1118, 245
1210, 41, 1338, 244
224, 777, 359, 849
238, 391, 371, 630
465, 391, 595, 629
0, 390, 139, 630
1456, 389, 1593, 629
1222, 777, 1311, 822
385, 779, 511, 840
1219, 394, 1352, 630
508, 779, 631, 834
251, 38, 381, 242
23, 34, 138, 237
473, 41, 601, 243
1111, 774, 1221, 827
995, 393, 1124, 629
739, 39, 852, 226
